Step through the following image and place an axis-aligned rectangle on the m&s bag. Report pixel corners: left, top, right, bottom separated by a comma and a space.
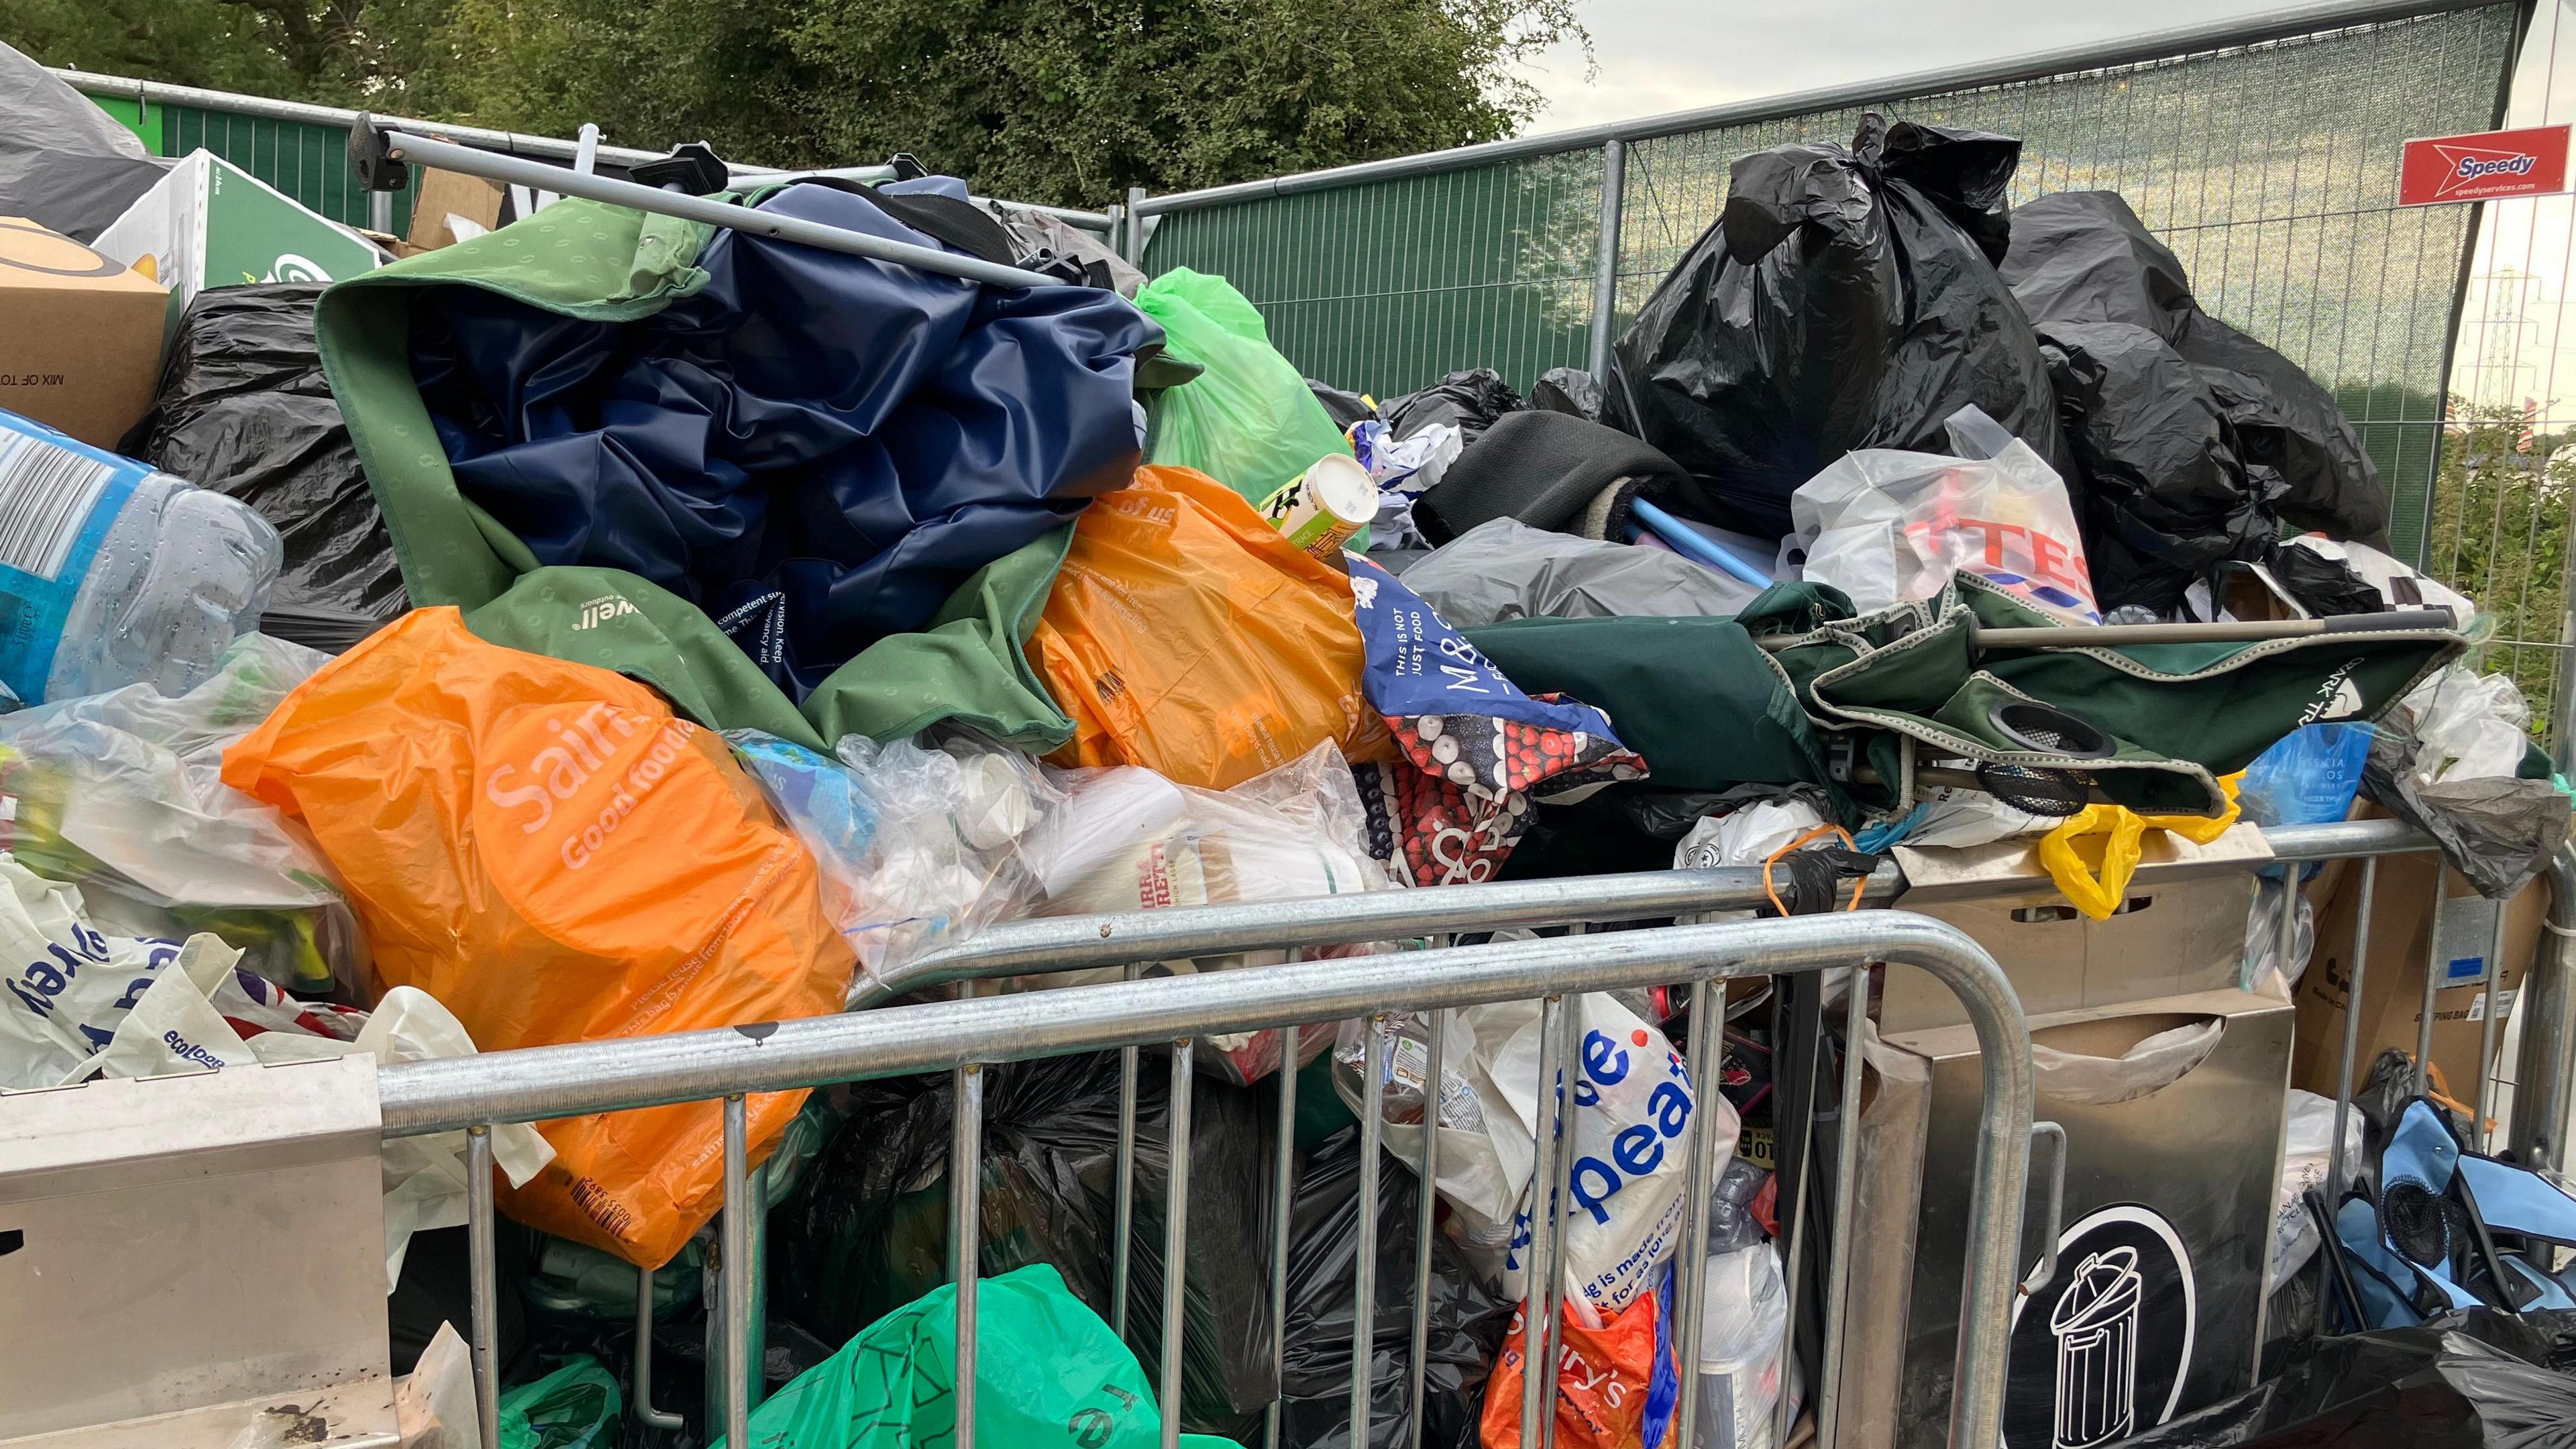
223, 608, 853, 1267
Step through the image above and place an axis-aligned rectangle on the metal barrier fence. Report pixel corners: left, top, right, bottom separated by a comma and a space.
1129, 0, 2522, 574
348, 812, 2576, 1449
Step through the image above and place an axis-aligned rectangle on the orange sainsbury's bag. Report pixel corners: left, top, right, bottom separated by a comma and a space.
221, 608, 853, 1267
1031, 464, 1393, 789
1479, 1287, 1678, 1449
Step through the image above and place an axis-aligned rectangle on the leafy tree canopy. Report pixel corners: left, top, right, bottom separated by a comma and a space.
3, 0, 1589, 207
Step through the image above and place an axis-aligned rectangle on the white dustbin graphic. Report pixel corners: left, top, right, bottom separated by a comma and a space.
2049, 1245, 2145, 1448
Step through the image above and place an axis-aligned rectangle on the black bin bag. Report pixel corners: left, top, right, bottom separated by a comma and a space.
767, 1051, 1277, 1436
2002, 191, 2392, 612
1276, 1126, 1513, 1449
129, 284, 408, 651
1606, 113, 2066, 538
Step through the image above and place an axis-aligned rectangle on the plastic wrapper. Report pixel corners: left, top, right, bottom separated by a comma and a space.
746, 1264, 1238, 1449
222, 606, 853, 1268
1345, 555, 1646, 887
2242, 876, 2317, 994
1033, 466, 1392, 789
2110, 1309, 2576, 1448
1609, 114, 2064, 538
1692, 1244, 1797, 1449
1382, 369, 1523, 446
735, 730, 1385, 1082
127, 284, 407, 651
1401, 519, 1760, 629
1786, 405, 2098, 625
2362, 667, 2567, 898
2410, 671, 2532, 786
1275, 1126, 1515, 1449
769, 1053, 1277, 1434
0, 631, 364, 996
2269, 1089, 2363, 1294
1138, 269, 1356, 504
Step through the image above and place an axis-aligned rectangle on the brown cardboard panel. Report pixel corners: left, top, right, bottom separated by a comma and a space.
0, 217, 167, 447
405, 170, 508, 252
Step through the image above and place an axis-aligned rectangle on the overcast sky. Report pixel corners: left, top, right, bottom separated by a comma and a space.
1517, 1, 2294, 134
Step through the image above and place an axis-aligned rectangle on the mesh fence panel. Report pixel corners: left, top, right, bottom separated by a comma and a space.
165, 105, 415, 236
1144, 6, 2520, 566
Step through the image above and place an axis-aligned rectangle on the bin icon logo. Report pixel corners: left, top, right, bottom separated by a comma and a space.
2047, 1246, 2143, 1448
2004, 1205, 2196, 1449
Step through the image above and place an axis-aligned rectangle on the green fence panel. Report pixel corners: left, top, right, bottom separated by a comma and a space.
162, 103, 415, 238
1142, 5, 2522, 568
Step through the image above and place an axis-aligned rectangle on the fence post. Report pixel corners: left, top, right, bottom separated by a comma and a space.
1126, 185, 1150, 271
1586, 138, 1627, 382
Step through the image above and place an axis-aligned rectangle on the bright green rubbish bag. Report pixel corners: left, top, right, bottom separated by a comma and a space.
1137, 268, 1355, 506
498, 1355, 621, 1448
714, 1264, 1245, 1449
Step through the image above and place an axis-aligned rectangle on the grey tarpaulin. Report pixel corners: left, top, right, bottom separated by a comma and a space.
1400, 518, 1760, 626
0, 41, 170, 244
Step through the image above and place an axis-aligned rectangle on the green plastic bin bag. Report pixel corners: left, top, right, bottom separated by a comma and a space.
718, 1264, 1245, 1449
1137, 268, 1354, 506
497, 1355, 621, 1448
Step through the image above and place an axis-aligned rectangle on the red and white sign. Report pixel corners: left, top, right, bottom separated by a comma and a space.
2399, 124, 2571, 207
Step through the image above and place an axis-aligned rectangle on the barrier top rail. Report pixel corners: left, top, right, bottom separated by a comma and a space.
1126, 0, 2502, 214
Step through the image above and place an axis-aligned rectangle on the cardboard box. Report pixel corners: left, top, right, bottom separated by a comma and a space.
405, 168, 510, 252
0, 217, 169, 447
2290, 845, 2544, 1100
1882, 822, 2269, 1031
91, 150, 380, 334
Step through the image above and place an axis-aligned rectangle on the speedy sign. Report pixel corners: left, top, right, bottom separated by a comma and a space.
2398, 123, 2571, 207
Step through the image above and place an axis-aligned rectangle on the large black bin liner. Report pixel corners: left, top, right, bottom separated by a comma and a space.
1607, 113, 2066, 538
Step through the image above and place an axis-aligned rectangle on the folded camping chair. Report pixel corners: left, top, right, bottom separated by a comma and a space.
2334, 1099, 2576, 1330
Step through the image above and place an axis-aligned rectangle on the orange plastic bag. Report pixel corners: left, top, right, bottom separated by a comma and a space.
1031, 464, 1392, 789
1479, 1293, 1674, 1449
221, 608, 853, 1267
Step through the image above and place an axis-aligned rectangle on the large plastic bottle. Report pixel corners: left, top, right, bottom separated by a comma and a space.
0, 411, 282, 706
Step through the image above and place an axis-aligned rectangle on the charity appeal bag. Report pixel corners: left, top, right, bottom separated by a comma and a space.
223, 608, 853, 1267
1030, 466, 1393, 789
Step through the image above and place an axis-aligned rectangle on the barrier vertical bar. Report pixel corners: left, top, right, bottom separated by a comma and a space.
1407, 1008, 1448, 1449
2475, 901, 2508, 1151
1536, 998, 1580, 1449
1266, 1043, 1299, 1449
1516, 996, 1568, 1449
1161, 1040, 1195, 1449
466, 1126, 499, 1449
1127, 186, 1150, 269
1354, 1016, 1391, 1448
2419, 864, 2447, 1094
1587, 138, 1627, 382
953, 1064, 986, 1449
1672, 978, 1721, 1449
1817, 964, 1872, 1449
1116, 963, 1141, 1336
2511, 855, 2576, 1170
633, 1265, 683, 1429
722, 1095, 752, 1449
2329, 858, 2379, 1203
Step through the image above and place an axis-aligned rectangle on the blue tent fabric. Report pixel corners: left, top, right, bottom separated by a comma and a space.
410, 179, 1158, 697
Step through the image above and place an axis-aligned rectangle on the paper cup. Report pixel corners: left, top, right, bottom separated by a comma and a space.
1257, 453, 1376, 561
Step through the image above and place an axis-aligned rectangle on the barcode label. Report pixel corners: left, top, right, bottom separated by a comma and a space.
0, 431, 109, 580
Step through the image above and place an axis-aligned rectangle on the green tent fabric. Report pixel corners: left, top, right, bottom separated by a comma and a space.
1747, 574, 2463, 816
315, 197, 1076, 752
716, 1263, 1243, 1449
1464, 614, 1844, 812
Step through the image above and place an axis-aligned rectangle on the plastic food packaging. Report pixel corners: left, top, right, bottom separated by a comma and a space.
0, 409, 283, 705
1032, 465, 1392, 788
1138, 269, 1356, 504
767, 1053, 1277, 1434
1787, 405, 2098, 625
1273, 1126, 1515, 1449
734, 1265, 1242, 1449
1477, 1274, 1680, 1449
2269, 1089, 2363, 1295
0, 631, 364, 996
1610, 115, 2065, 538
221, 606, 853, 1268
127, 284, 407, 651
1693, 1244, 1796, 1449
1344, 555, 1646, 888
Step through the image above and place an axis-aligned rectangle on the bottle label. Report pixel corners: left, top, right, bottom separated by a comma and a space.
0, 417, 144, 705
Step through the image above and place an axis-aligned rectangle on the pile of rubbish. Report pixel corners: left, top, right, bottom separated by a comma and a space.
4, 35, 2573, 1446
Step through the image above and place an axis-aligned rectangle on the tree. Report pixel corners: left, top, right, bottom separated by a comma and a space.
0, 0, 1588, 208
2424, 397, 2574, 741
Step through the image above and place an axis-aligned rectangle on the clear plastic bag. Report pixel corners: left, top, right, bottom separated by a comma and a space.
1788, 405, 2098, 624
